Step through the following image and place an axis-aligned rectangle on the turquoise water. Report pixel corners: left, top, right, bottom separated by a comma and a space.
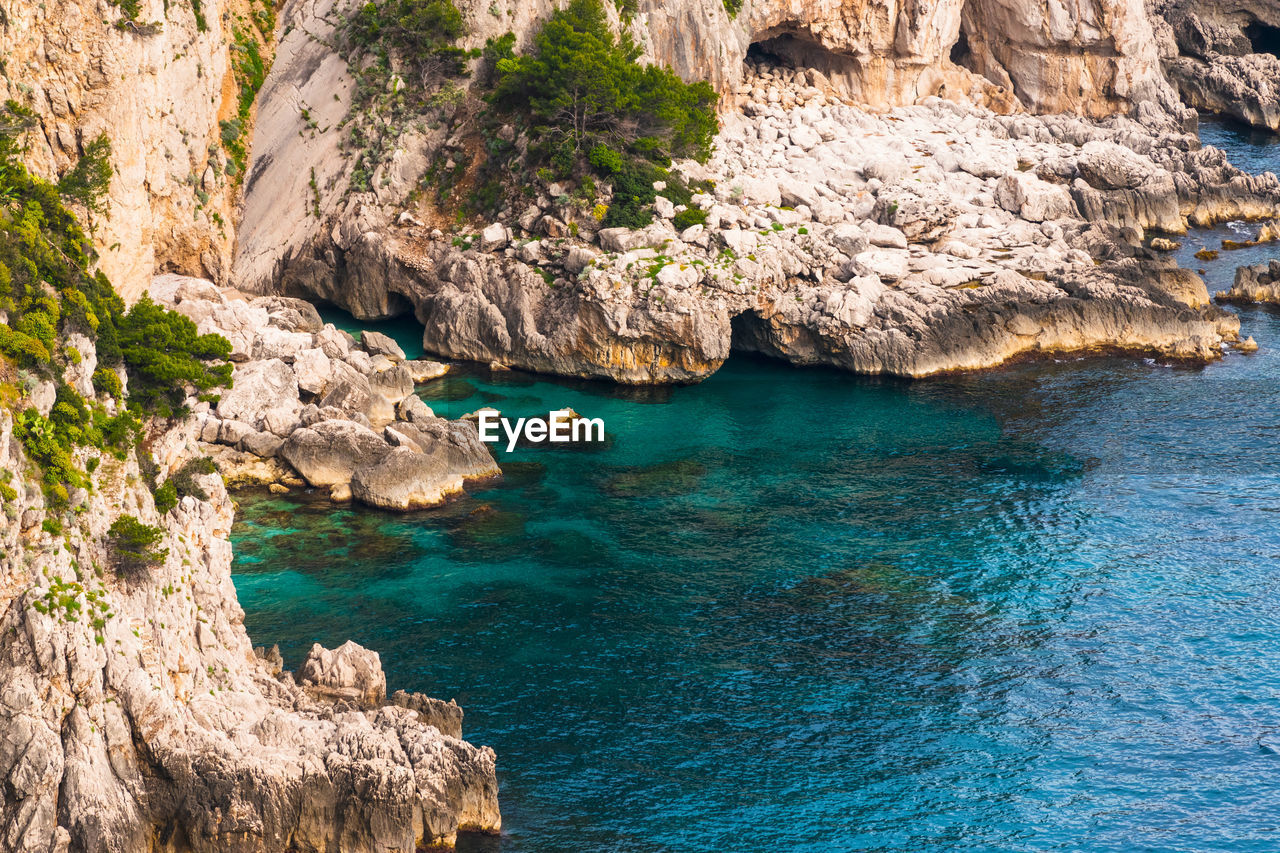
232, 119, 1280, 852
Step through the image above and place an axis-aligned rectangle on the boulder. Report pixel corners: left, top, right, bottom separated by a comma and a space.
251, 326, 314, 362
397, 395, 435, 423
367, 364, 415, 428
315, 325, 354, 359
403, 360, 450, 383
350, 447, 466, 510
564, 246, 597, 274
253, 295, 325, 333
216, 359, 300, 430
293, 348, 333, 396
360, 330, 406, 361
1077, 140, 1157, 190
995, 172, 1078, 223
279, 420, 391, 487
317, 360, 373, 417
479, 222, 509, 251
298, 641, 387, 706
239, 430, 285, 458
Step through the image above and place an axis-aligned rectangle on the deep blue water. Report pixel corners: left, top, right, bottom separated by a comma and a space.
231, 116, 1280, 852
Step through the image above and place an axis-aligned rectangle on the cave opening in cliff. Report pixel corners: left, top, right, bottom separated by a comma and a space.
744, 30, 862, 89
1245, 21, 1280, 57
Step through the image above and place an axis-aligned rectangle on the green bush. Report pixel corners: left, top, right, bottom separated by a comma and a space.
0, 100, 231, 503
107, 515, 167, 577
672, 206, 708, 231
152, 479, 178, 514
170, 456, 216, 502
117, 296, 232, 417
91, 365, 122, 399
14, 408, 86, 506
490, 0, 717, 163
349, 0, 469, 79
488, 0, 717, 228
57, 134, 113, 215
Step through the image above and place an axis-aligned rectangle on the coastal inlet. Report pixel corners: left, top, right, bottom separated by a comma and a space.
235, 194, 1280, 852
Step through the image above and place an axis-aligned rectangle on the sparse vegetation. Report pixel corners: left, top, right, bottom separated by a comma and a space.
107, 516, 168, 577
0, 101, 232, 506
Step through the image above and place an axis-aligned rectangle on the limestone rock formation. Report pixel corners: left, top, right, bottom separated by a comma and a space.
239, 50, 1264, 383
1218, 259, 1280, 303
1159, 0, 1280, 130
0, 0, 267, 299
151, 275, 501, 508
0, 366, 500, 852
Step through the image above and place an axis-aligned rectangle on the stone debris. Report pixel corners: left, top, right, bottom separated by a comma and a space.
150, 275, 499, 510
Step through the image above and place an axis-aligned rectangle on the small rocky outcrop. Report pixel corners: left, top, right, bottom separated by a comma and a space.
298, 640, 389, 705
1218, 259, 1280, 303
150, 275, 500, 508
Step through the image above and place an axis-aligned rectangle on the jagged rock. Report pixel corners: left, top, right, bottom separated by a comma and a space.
361, 330, 406, 361
216, 359, 301, 430
280, 420, 392, 487
397, 395, 435, 423
318, 360, 374, 417
256, 295, 325, 333
995, 172, 1078, 223
0, 413, 500, 853
390, 691, 464, 739
299, 641, 388, 706
1218, 259, 1280, 303
293, 348, 333, 396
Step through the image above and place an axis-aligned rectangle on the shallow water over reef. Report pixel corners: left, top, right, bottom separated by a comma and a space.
232, 118, 1280, 852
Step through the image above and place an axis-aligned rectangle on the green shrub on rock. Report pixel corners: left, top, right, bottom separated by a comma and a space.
107, 515, 168, 577
672, 206, 708, 231
486, 0, 718, 226
117, 296, 232, 417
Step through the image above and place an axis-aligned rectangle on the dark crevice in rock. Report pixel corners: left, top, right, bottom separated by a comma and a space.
1245, 21, 1280, 58
950, 28, 974, 71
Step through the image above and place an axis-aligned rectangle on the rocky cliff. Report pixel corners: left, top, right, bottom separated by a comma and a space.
1157, 0, 1280, 130
0, 0, 271, 300
235, 0, 1271, 383
0, 340, 501, 851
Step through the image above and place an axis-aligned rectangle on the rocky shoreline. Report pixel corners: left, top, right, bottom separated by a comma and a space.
151, 276, 501, 510
236, 14, 1278, 384
6, 0, 1280, 847
0, 359, 500, 851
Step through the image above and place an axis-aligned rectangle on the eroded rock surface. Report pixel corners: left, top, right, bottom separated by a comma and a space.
151, 275, 501, 508
0, 0, 266, 299
1159, 0, 1280, 130
1219, 259, 1280, 303
0, 340, 500, 852
240, 53, 1263, 382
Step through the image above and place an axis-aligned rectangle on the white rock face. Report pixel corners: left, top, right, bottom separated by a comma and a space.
0, 408, 501, 852
0, 0, 249, 300
299, 640, 389, 705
